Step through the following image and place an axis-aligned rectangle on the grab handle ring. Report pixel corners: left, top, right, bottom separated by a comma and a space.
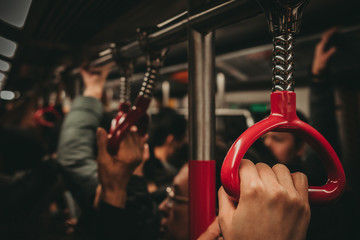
221, 91, 346, 203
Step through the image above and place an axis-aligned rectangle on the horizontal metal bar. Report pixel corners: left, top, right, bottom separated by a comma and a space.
91, 0, 261, 65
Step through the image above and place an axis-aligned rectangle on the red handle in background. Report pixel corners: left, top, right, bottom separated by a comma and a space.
34, 106, 62, 128
107, 95, 150, 155
221, 91, 346, 203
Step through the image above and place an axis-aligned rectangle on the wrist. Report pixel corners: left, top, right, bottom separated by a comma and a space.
83, 87, 103, 99
310, 66, 329, 83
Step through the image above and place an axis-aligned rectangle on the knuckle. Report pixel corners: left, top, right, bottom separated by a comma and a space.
287, 193, 302, 207
243, 181, 264, 199
272, 163, 288, 172
292, 172, 309, 186
268, 185, 287, 202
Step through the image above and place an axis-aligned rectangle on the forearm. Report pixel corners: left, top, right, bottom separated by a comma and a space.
57, 96, 103, 208
309, 78, 341, 155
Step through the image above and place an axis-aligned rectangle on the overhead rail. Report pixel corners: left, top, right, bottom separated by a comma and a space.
87, 0, 262, 68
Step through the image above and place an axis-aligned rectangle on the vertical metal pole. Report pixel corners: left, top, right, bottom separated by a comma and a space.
188, 12, 216, 240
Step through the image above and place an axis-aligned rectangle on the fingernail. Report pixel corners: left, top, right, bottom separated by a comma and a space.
97, 128, 103, 138
130, 125, 138, 132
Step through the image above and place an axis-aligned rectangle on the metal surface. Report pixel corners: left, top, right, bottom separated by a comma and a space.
256, 0, 309, 91
256, 0, 310, 35
188, 29, 215, 162
188, 1, 216, 236
272, 34, 295, 91
221, 91, 346, 203
90, 0, 261, 65
107, 49, 165, 155
117, 62, 133, 103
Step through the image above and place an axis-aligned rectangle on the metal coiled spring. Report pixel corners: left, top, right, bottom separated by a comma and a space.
119, 75, 131, 103
272, 34, 295, 92
139, 65, 159, 98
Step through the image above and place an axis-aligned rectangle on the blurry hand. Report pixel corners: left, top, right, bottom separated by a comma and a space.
96, 126, 146, 207
81, 62, 114, 99
218, 159, 310, 240
312, 27, 338, 75
197, 217, 223, 240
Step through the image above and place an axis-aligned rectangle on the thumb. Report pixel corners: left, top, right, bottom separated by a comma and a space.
218, 187, 236, 235
80, 68, 90, 80
324, 46, 336, 61
97, 127, 109, 158
197, 217, 221, 240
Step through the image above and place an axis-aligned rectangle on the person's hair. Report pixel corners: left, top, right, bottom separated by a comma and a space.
148, 107, 187, 147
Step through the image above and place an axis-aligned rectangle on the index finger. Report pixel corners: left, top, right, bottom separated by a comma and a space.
218, 187, 236, 233
239, 159, 261, 192
319, 27, 339, 45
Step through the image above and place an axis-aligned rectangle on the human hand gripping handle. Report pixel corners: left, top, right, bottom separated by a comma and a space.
218, 159, 311, 240
81, 62, 114, 99
96, 126, 145, 208
221, 91, 346, 203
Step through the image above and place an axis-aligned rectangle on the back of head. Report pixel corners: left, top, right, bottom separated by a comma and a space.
148, 107, 187, 147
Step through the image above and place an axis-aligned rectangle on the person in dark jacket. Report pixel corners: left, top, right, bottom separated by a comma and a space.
143, 107, 187, 192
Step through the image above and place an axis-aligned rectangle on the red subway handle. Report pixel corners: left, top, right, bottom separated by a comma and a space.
34, 106, 62, 128
107, 95, 150, 155
221, 91, 346, 203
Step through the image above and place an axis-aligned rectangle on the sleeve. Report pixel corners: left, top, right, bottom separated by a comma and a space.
306, 75, 340, 186
309, 77, 341, 155
57, 96, 103, 209
74, 201, 133, 240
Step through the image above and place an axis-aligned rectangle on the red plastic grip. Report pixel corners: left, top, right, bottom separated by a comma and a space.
34, 106, 61, 128
107, 95, 150, 155
221, 91, 346, 203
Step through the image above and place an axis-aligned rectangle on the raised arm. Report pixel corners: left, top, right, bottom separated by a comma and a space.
57, 64, 112, 208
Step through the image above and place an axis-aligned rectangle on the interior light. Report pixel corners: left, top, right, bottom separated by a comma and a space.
0, 72, 5, 81
0, 90, 15, 100
0, 0, 32, 28
0, 59, 10, 71
0, 36, 17, 58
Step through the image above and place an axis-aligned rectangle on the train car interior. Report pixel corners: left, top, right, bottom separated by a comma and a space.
1, 0, 360, 239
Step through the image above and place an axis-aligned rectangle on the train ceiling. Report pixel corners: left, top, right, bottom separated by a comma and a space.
1, 0, 360, 95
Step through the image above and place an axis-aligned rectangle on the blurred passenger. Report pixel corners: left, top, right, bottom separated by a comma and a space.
143, 107, 187, 191
306, 27, 360, 240
56, 64, 161, 240
0, 92, 65, 239
261, 111, 308, 170
73, 126, 160, 240
158, 163, 189, 240
57, 64, 115, 209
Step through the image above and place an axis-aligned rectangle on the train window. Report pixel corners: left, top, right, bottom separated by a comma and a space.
0, 72, 5, 81
0, 36, 17, 58
0, 90, 15, 100
0, 59, 10, 72
0, 0, 32, 28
